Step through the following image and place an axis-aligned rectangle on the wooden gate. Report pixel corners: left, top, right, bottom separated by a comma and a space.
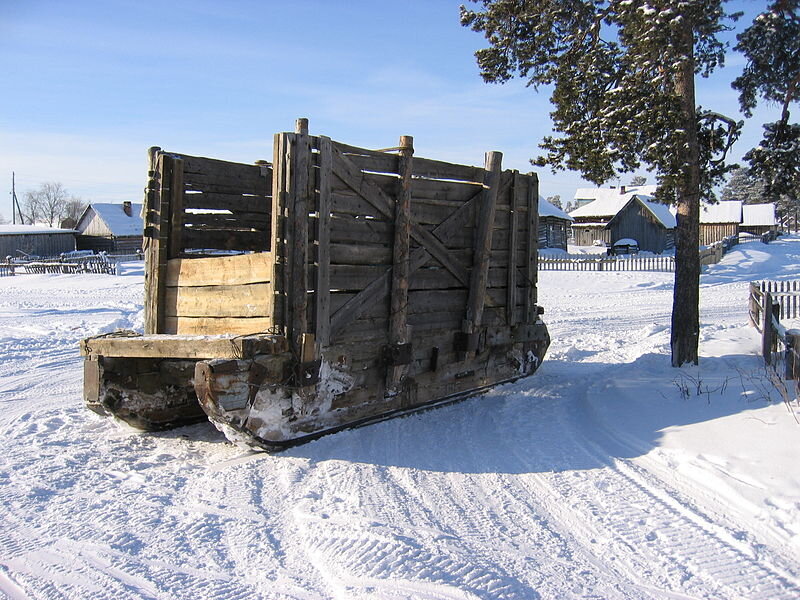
273, 120, 544, 416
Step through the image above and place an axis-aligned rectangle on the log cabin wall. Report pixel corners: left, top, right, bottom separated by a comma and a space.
143, 150, 274, 335
272, 123, 541, 415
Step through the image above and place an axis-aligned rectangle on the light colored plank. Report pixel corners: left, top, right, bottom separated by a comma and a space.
164, 283, 271, 318
166, 253, 271, 287
165, 316, 272, 336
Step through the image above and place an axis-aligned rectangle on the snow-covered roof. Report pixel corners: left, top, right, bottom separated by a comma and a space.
700, 200, 742, 224
85, 203, 143, 236
570, 185, 658, 218
538, 196, 573, 221
742, 203, 776, 227
640, 198, 677, 229
0, 224, 75, 235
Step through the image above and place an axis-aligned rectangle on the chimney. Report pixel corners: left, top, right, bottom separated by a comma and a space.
620, 185, 626, 195
123, 201, 132, 216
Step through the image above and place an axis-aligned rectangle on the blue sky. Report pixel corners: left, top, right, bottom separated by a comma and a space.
0, 0, 778, 220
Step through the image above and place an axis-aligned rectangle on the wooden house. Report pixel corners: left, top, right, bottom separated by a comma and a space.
699, 200, 741, 245
606, 196, 676, 253
741, 203, 777, 236
0, 224, 76, 259
76, 202, 143, 253
80, 120, 550, 452
538, 196, 572, 250
569, 185, 663, 248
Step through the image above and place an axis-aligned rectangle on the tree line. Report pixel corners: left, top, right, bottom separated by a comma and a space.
2, 182, 87, 228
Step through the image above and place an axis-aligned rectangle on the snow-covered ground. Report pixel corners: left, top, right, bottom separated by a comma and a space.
1, 239, 799, 599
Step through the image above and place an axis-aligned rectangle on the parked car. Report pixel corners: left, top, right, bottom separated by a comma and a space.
608, 238, 639, 256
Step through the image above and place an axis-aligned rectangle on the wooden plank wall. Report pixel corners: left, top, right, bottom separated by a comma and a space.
274, 130, 539, 407
143, 150, 274, 334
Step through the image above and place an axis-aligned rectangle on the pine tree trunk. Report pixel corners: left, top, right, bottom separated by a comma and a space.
671, 21, 701, 367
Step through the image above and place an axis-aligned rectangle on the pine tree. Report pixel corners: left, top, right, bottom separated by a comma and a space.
461, 0, 741, 366
721, 167, 768, 204
733, 0, 800, 221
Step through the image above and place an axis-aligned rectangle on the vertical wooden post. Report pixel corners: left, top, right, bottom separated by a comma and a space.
290, 119, 311, 357
525, 173, 540, 322
316, 136, 333, 349
388, 135, 414, 388
507, 171, 521, 326
168, 158, 185, 259
463, 151, 502, 341
270, 132, 290, 333
763, 291, 775, 365
144, 151, 171, 334
785, 329, 800, 380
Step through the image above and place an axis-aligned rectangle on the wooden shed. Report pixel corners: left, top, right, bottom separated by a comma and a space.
81, 120, 550, 451
741, 203, 777, 236
0, 224, 76, 259
606, 196, 676, 253
569, 185, 656, 246
538, 197, 572, 250
76, 202, 143, 253
700, 200, 741, 245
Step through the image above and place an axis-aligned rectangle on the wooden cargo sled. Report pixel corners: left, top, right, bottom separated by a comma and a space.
81, 119, 550, 451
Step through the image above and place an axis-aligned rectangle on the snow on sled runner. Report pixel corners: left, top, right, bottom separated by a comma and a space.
81, 119, 549, 451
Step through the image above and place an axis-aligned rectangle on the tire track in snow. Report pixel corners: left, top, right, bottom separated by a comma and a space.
502, 370, 800, 599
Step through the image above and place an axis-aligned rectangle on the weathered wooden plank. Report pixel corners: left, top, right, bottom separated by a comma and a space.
165, 253, 271, 287
507, 172, 521, 325
330, 242, 392, 265
525, 173, 539, 320
181, 162, 266, 190
168, 158, 185, 258
413, 157, 483, 183
164, 316, 272, 335
330, 191, 389, 218
145, 152, 172, 334
316, 136, 333, 347
341, 151, 399, 175
181, 154, 271, 181
164, 283, 271, 318
182, 228, 269, 252
182, 191, 270, 213
464, 151, 503, 334
81, 333, 286, 359
290, 129, 311, 354
411, 178, 483, 204
181, 212, 270, 230
330, 215, 393, 245
388, 135, 414, 388
143, 148, 162, 334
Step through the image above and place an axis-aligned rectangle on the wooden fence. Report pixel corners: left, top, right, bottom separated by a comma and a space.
748, 282, 800, 413
538, 233, 739, 272
538, 254, 675, 272
0, 263, 13, 277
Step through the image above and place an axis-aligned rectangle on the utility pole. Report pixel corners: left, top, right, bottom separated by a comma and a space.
11, 172, 23, 224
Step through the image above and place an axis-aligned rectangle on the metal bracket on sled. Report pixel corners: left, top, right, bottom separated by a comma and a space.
293, 359, 321, 387
382, 343, 414, 366
454, 329, 486, 353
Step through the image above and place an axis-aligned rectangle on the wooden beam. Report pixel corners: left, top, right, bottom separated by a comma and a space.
80, 333, 288, 360
525, 173, 540, 322
166, 253, 271, 287
388, 135, 414, 388
507, 171, 521, 325
316, 136, 333, 347
290, 128, 311, 356
168, 158, 185, 258
464, 151, 503, 334
145, 152, 171, 334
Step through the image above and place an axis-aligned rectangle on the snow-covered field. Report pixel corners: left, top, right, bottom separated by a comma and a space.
1, 238, 800, 599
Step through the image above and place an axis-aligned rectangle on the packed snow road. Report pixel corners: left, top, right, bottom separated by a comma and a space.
1, 242, 799, 599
